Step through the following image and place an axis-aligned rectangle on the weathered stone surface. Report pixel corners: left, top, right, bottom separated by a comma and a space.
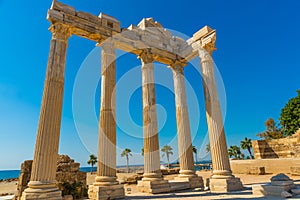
252, 129, 300, 159
291, 166, 300, 175
281, 191, 293, 198
17, 155, 86, 200
247, 167, 265, 175
252, 174, 296, 197
291, 188, 300, 195
88, 184, 124, 200
170, 62, 195, 178
210, 178, 243, 193
271, 173, 291, 181
168, 180, 190, 191
271, 180, 294, 186
139, 50, 163, 185
137, 180, 170, 194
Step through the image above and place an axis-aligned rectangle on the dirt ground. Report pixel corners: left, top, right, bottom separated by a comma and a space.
2, 171, 300, 199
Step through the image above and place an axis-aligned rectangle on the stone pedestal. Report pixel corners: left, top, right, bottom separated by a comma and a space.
21, 23, 71, 200
174, 176, 204, 189
137, 180, 170, 194
88, 184, 124, 200
210, 177, 243, 193
21, 183, 62, 200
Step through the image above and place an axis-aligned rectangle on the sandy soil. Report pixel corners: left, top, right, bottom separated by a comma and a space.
0, 181, 18, 196
2, 171, 300, 199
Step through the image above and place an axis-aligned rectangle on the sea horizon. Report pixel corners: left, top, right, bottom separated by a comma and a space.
0, 160, 212, 180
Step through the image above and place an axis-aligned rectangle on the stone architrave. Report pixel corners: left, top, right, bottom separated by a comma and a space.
21, 23, 71, 200
88, 41, 125, 200
137, 49, 170, 194
170, 62, 203, 189
197, 32, 243, 192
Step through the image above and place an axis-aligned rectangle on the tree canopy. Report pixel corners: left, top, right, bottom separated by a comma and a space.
256, 118, 284, 140
280, 90, 300, 136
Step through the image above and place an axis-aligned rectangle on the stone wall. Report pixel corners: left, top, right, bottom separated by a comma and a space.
230, 158, 300, 174
252, 129, 300, 159
16, 155, 86, 199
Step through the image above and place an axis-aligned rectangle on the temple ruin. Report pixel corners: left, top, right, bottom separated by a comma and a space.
21, 1, 243, 199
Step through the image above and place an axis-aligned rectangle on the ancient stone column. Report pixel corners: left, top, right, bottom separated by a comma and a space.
140, 50, 161, 180
21, 23, 71, 200
170, 62, 203, 189
137, 50, 170, 194
198, 42, 243, 192
88, 41, 124, 200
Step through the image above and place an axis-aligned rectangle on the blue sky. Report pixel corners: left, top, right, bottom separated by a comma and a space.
0, 0, 300, 170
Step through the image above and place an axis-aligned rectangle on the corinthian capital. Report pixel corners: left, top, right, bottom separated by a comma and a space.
169, 60, 186, 75
138, 49, 154, 64
49, 23, 71, 41
201, 32, 217, 55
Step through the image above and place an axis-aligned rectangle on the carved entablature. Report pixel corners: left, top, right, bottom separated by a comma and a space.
99, 13, 120, 33
47, 0, 216, 65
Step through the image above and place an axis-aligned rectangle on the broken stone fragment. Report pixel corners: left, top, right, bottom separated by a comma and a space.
271, 173, 291, 182
281, 191, 293, 198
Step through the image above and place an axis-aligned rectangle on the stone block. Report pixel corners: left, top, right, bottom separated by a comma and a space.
51, 0, 75, 15
21, 189, 62, 200
210, 177, 243, 193
291, 188, 300, 195
291, 166, 300, 175
271, 180, 294, 186
252, 184, 293, 196
137, 180, 170, 194
168, 180, 190, 191
70, 162, 80, 172
88, 184, 125, 200
281, 191, 293, 198
247, 166, 265, 175
174, 176, 204, 189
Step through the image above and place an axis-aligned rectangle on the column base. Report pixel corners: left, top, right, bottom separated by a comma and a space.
137, 179, 170, 194
21, 181, 62, 200
209, 177, 243, 193
88, 184, 125, 200
175, 174, 204, 189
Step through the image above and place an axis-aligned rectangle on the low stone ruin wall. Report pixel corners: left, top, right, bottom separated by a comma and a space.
230, 158, 300, 174
16, 155, 86, 200
252, 129, 300, 159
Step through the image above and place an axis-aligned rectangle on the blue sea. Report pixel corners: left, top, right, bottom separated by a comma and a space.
0, 161, 211, 180
0, 167, 96, 180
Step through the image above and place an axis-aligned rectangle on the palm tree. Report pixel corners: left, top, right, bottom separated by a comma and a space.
206, 143, 210, 153
228, 145, 242, 159
192, 146, 198, 164
240, 137, 254, 159
161, 145, 173, 169
141, 147, 144, 156
121, 148, 132, 173
87, 154, 97, 174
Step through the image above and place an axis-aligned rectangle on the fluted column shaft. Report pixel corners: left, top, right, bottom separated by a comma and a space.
139, 50, 162, 181
26, 23, 70, 192
95, 42, 118, 186
170, 62, 195, 177
199, 49, 233, 179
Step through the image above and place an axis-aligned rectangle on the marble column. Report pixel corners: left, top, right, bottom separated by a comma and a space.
170, 62, 203, 189
199, 44, 243, 192
139, 50, 162, 180
21, 23, 71, 200
137, 50, 170, 194
88, 41, 124, 200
